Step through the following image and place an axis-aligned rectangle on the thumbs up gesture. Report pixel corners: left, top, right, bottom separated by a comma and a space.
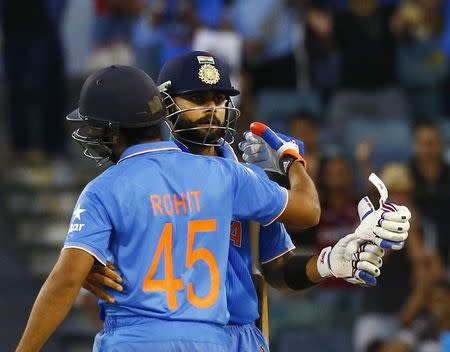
353, 174, 411, 251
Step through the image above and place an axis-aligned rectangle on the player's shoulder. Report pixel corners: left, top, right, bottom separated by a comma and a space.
210, 155, 255, 175
241, 162, 268, 179
81, 165, 121, 197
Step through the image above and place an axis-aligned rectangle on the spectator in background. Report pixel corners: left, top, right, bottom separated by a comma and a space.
92, 0, 143, 47
304, 0, 340, 102
410, 121, 450, 269
392, 0, 449, 122
355, 162, 442, 352
364, 276, 450, 352
280, 111, 322, 249
288, 110, 322, 182
231, 0, 300, 96
428, 278, 450, 351
132, 0, 227, 80
308, 0, 409, 141
87, 0, 144, 71
1, 0, 67, 164
313, 154, 360, 351
151, 0, 224, 65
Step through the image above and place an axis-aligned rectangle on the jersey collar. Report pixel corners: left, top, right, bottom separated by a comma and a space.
118, 141, 181, 163
170, 136, 191, 153
216, 142, 239, 161
171, 136, 239, 161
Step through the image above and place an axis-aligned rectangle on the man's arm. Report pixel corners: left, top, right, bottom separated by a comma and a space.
263, 232, 388, 290
278, 162, 321, 228
16, 248, 95, 352
262, 251, 322, 291
240, 122, 320, 229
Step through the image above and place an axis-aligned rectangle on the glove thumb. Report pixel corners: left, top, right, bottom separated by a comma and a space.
357, 196, 375, 221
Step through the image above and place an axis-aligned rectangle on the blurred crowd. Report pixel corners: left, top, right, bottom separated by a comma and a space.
1, 0, 450, 351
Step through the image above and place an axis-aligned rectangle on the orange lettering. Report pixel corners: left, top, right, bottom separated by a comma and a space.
150, 195, 163, 216
186, 220, 219, 308
173, 193, 187, 215
163, 194, 174, 216
191, 190, 201, 212
230, 221, 242, 247
142, 219, 220, 310
143, 223, 184, 309
187, 192, 193, 213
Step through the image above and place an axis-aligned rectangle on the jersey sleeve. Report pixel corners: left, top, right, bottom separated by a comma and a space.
259, 222, 295, 264
63, 187, 112, 265
230, 162, 288, 226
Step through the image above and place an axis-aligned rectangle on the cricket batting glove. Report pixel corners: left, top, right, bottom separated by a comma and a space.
354, 173, 411, 250
238, 122, 306, 174
317, 233, 385, 286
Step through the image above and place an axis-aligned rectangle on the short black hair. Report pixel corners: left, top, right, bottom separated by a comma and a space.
120, 125, 161, 146
413, 120, 440, 134
366, 340, 385, 352
288, 110, 319, 127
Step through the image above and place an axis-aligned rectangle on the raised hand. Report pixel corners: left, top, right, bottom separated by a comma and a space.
238, 122, 306, 174
354, 173, 411, 250
317, 233, 385, 287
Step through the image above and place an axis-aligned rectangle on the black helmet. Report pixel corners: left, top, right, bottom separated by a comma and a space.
157, 51, 240, 147
67, 65, 166, 165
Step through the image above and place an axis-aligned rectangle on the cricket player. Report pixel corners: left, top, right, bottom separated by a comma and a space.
15, 65, 321, 352
83, 52, 411, 351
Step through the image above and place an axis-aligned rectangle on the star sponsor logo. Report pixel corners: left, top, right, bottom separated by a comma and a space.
69, 223, 85, 232
72, 206, 86, 221
69, 206, 86, 233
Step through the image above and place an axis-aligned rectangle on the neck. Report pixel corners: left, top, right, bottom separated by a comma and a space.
114, 138, 162, 159
173, 135, 218, 156
190, 144, 217, 156
417, 158, 442, 182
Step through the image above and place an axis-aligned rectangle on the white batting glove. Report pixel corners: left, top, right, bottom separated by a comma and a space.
317, 233, 384, 286
239, 132, 282, 173
238, 122, 306, 175
355, 174, 411, 250
239, 128, 305, 174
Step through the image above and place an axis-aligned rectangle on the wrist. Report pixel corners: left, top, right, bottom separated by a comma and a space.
280, 150, 307, 174
283, 255, 318, 290
317, 246, 333, 278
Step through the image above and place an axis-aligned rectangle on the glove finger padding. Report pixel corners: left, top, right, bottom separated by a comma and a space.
359, 243, 385, 257
374, 237, 405, 250
374, 226, 409, 242
378, 218, 410, 233
240, 142, 265, 156
345, 241, 385, 261
356, 260, 381, 278
353, 251, 383, 268
382, 206, 411, 222
239, 132, 281, 172
249, 122, 306, 173
355, 270, 377, 286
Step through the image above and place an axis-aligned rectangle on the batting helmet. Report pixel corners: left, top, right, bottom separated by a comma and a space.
67, 65, 166, 165
157, 51, 240, 147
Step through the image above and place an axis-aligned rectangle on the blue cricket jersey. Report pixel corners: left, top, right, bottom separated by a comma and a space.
216, 143, 295, 325
64, 141, 288, 326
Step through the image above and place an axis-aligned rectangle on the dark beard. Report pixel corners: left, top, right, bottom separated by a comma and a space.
173, 114, 225, 144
